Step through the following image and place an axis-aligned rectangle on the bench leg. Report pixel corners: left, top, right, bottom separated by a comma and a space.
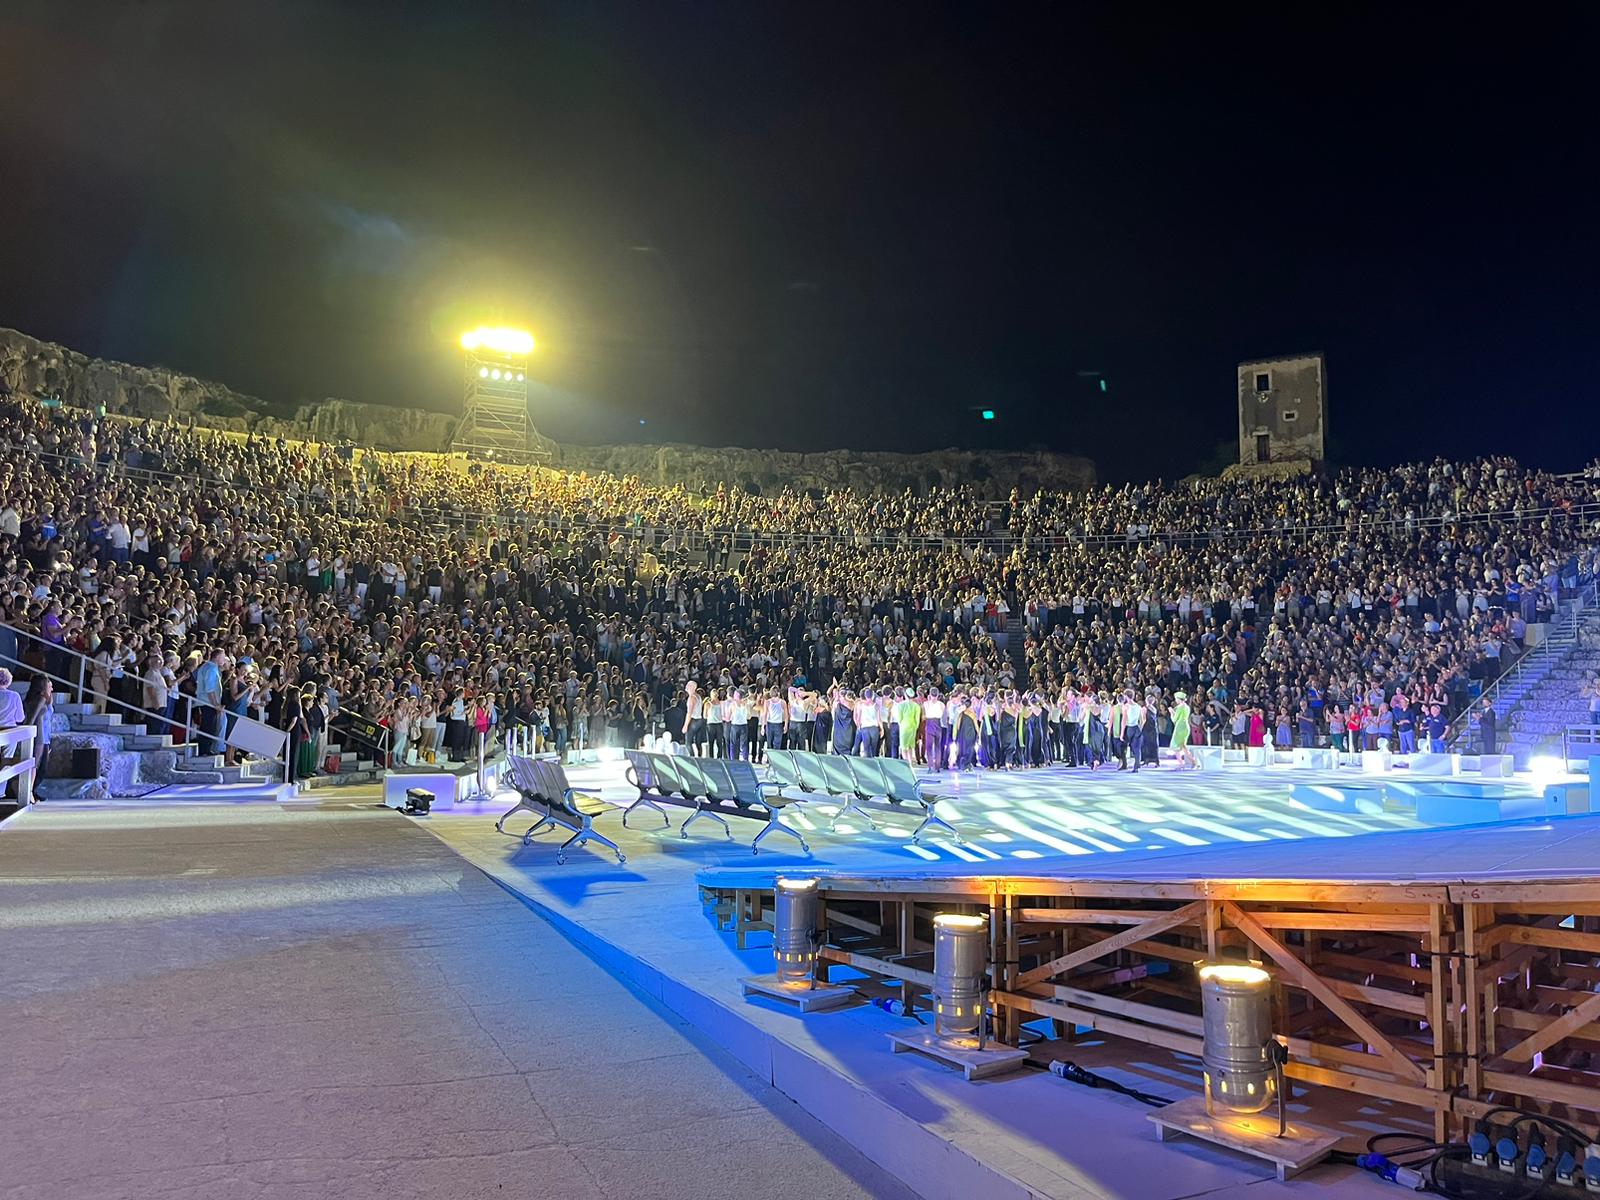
911, 804, 961, 844
521, 813, 554, 844
622, 794, 671, 830
558, 819, 625, 866
681, 800, 732, 840
752, 810, 810, 856
496, 797, 536, 833
829, 797, 878, 833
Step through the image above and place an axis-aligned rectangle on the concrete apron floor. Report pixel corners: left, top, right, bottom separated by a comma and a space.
421, 767, 1417, 1200
0, 802, 919, 1200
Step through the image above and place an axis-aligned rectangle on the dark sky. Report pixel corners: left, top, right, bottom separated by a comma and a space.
2, 3, 1597, 482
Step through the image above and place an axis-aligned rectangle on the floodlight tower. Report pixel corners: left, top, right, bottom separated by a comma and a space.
453, 326, 540, 463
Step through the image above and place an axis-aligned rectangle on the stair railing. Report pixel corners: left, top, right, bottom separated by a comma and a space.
1451, 577, 1599, 751
0, 620, 291, 786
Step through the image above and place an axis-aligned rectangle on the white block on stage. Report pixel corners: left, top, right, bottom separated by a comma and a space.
1194, 746, 1227, 771
383, 770, 463, 810
1479, 755, 1515, 778
1409, 753, 1460, 777
1291, 748, 1336, 770
1244, 746, 1269, 766
1360, 750, 1392, 773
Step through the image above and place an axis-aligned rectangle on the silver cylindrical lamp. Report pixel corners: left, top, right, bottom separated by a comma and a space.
933, 913, 990, 1046
1198, 962, 1286, 1133
773, 878, 821, 987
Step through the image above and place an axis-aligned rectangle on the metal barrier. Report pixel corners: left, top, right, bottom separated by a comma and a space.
0, 724, 37, 808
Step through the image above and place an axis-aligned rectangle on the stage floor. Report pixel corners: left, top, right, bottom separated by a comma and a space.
419, 757, 1545, 1199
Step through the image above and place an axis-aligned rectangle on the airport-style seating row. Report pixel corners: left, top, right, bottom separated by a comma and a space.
501, 753, 626, 865
623, 750, 811, 855
763, 749, 961, 843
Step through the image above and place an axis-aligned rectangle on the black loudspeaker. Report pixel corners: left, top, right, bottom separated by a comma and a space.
71, 748, 101, 777
403, 788, 434, 815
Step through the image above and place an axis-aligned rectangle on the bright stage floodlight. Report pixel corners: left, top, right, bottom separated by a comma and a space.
773, 878, 821, 986
932, 913, 989, 1044
460, 326, 536, 356
1198, 961, 1285, 1130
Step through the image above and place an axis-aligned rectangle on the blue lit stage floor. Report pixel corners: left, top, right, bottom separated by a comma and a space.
420, 759, 1592, 1200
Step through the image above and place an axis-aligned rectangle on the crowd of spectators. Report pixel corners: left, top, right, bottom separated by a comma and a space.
0, 398, 1595, 783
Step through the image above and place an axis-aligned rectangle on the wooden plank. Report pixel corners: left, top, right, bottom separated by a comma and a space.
1021, 982, 1206, 1036
1462, 903, 1485, 1112
1320, 976, 1428, 1018
1072, 928, 1205, 966
1282, 1057, 1445, 1110
1503, 925, 1600, 957
1483, 1068, 1600, 1116
1221, 901, 1427, 1083
1429, 903, 1449, 1136
1014, 901, 1207, 988
1502, 988, 1600, 1063
1313, 949, 1432, 986
817, 946, 934, 988
1149, 1095, 1341, 1180
822, 907, 882, 937
1016, 908, 1195, 926
995, 990, 1203, 1057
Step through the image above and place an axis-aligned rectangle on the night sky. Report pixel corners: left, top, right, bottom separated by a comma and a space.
1, 3, 1597, 482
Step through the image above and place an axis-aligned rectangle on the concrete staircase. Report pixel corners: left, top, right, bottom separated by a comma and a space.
1483, 609, 1600, 765
26, 689, 295, 802
1004, 613, 1029, 685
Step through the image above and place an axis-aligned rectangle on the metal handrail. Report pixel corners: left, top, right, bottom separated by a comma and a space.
0, 619, 291, 780
1449, 576, 1599, 750
1561, 723, 1600, 766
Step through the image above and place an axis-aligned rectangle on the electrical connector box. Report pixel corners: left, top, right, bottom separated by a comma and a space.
1469, 1131, 1492, 1167
1496, 1136, 1520, 1174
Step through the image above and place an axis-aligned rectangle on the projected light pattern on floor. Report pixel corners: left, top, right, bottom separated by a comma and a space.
516, 759, 1431, 868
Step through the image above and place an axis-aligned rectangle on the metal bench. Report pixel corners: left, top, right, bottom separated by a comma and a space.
622, 748, 673, 829
878, 756, 962, 843
497, 752, 553, 834
525, 757, 625, 865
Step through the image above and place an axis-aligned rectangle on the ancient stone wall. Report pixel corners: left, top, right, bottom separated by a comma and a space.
0, 326, 1095, 495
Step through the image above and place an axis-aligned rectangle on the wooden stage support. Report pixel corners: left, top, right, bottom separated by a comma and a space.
702, 869, 1600, 1141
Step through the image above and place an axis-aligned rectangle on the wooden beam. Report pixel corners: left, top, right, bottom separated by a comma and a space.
1016, 908, 1196, 926
1503, 925, 1600, 957
1503, 988, 1600, 1064
817, 946, 933, 988
1014, 901, 1207, 989
1221, 901, 1427, 1083
995, 990, 1203, 1057
1483, 1068, 1600, 1116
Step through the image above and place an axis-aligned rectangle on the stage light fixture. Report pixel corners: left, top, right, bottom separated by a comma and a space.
491, 369, 502, 380
773, 878, 821, 986
1198, 961, 1286, 1132
516, 373, 525, 381
460, 326, 536, 356
478, 366, 488, 377
932, 913, 989, 1045
1528, 754, 1565, 781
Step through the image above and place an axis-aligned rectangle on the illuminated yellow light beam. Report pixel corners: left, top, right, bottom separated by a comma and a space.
461, 326, 536, 356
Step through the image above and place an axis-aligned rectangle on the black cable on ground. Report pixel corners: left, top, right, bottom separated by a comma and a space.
1023, 1058, 1172, 1107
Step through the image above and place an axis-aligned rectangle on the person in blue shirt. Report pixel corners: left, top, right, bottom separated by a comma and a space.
195, 649, 225, 755
1422, 705, 1449, 753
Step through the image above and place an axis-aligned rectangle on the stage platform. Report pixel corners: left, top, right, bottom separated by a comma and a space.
420, 757, 1575, 1199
